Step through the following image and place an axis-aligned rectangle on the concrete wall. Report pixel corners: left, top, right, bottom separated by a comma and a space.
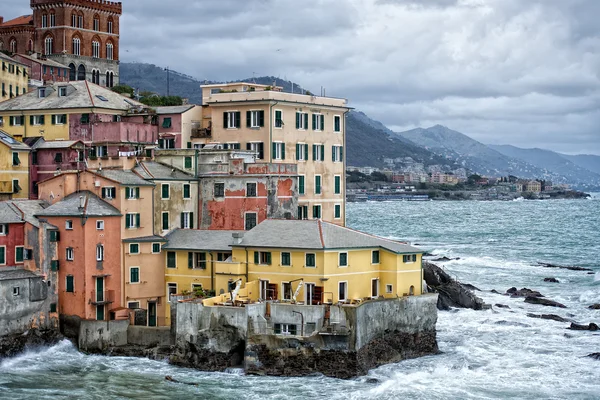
127, 325, 172, 346
78, 319, 128, 351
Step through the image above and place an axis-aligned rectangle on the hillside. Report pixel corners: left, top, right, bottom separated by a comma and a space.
559, 154, 600, 176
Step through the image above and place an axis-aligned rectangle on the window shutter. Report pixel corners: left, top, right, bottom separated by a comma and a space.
335, 176, 340, 194
9, 117, 13, 126
321, 145, 325, 160
340, 146, 343, 160
304, 144, 309, 161
312, 114, 316, 130
125, 216, 130, 229
266, 252, 272, 265
190, 213, 194, 229
162, 213, 168, 230
223, 112, 228, 128
246, 111, 251, 127
136, 213, 140, 228
125, 187, 130, 198
135, 187, 140, 198
235, 112, 241, 128
332, 146, 336, 162
188, 252, 193, 269
295, 112, 300, 129
30, 116, 34, 125
258, 142, 264, 159
254, 251, 259, 264
299, 176, 304, 194
281, 143, 285, 159
312, 144, 316, 161
180, 213, 184, 229
259, 110, 264, 127
272, 142, 276, 159
51, 114, 56, 125
40, 115, 45, 125
304, 113, 308, 129
320, 114, 324, 130
296, 143, 300, 160
101, 188, 106, 198
16, 247, 23, 262
246, 143, 252, 151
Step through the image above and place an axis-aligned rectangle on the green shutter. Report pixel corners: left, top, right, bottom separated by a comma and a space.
188, 252, 193, 269
266, 252, 272, 265
281, 143, 285, 159
136, 213, 140, 228
189, 213, 194, 229
275, 110, 281, 126
340, 146, 343, 160
135, 187, 140, 198
312, 114, 316, 130
296, 143, 300, 160
30, 115, 34, 125
235, 112, 241, 128
312, 144, 316, 161
40, 115, 45, 125
254, 251, 259, 264
316, 176, 321, 194
184, 156, 192, 169
272, 142, 276, 159
223, 112, 228, 128
125, 215, 131, 229
320, 114, 324, 130
246, 111, 251, 127
335, 204, 341, 219
295, 112, 300, 129
183, 184, 190, 198
304, 113, 308, 130
16, 247, 23, 262
304, 144, 309, 161
162, 184, 169, 199
299, 176, 304, 194
162, 213, 168, 230
335, 116, 340, 132
332, 146, 336, 162
335, 176, 340, 194
66, 276, 74, 292
51, 115, 56, 125
259, 110, 264, 127
320, 145, 325, 160
125, 187, 130, 198
180, 213, 184, 228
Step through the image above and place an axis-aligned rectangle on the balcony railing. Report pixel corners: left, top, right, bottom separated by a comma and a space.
191, 127, 211, 138
91, 290, 115, 305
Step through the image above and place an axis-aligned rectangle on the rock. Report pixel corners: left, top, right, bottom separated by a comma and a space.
494, 320, 530, 327
587, 353, 600, 360
568, 323, 599, 331
588, 304, 600, 310
365, 378, 380, 384
431, 256, 460, 262
507, 288, 544, 298
588, 272, 595, 275
526, 313, 570, 322
543, 278, 560, 283
537, 262, 593, 272
0, 329, 64, 359
422, 262, 486, 311
462, 283, 481, 292
495, 304, 510, 309
524, 296, 567, 308
491, 289, 501, 294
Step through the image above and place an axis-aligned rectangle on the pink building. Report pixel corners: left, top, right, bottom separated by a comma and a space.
12, 54, 69, 86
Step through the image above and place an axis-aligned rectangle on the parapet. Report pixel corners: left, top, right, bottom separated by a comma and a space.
30, 0, 122, 15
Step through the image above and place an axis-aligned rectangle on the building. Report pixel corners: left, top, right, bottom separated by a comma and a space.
198, 82, 349, 225
0, 0, 122, 87
525, 180, 542, 193
12, 53, 70, 87
0, 52, 29, 101
155, 105, 203, 150
0, 130, 31, 200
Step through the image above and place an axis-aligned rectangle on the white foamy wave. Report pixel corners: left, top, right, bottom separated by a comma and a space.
595, 271, 600, 282
0, 339, 77, 371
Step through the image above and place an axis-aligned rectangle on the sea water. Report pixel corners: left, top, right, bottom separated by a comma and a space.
1, 196, 599, 399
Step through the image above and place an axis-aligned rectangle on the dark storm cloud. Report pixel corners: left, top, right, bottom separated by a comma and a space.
0, 0, 598, 154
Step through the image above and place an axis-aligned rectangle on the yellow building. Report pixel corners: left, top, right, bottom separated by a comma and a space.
199, 82, 350, 226
0, 52, 29, 102
0, 129, 30, 199
525, 180, 542, 193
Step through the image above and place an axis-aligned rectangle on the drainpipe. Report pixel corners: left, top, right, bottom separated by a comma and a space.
210, 251, 214, 292
342, 109, 350, 226
245, 247, 249, 283
268, 101, 279, 163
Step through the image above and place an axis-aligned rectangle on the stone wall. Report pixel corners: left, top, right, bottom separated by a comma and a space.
78, 319, 128, 351
127, 326, 172, 347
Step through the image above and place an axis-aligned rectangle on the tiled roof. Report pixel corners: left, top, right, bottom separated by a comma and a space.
0, 81, 147, 112
13, 53, 68, 68
34, 139, 84, 150
0, 52, 28, 67
35, 191, 121, 218
0, 15, 33, 27
0, 268, 40, 281
154, 105, 195, 115
10, 200, 50, 228
94, 169, 153, 186
236, 219, 422, 254
123, 235, 167, 243
163, 229, 238, 251
0, 202, 25, 224
0, 130, 31, 151
134, 161, 194, 180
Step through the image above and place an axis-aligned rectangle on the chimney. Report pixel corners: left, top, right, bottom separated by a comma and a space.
232, 232, 244, 244
0, 17, 4, 25
78, 195, 85, 212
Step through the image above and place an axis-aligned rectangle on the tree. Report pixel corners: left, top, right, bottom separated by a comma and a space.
467, 174, 482, 185
139, 95, 183, 107
111, 84, 135, 96
370, 171, 387, 182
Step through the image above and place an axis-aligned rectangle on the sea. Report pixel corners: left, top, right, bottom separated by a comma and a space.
1, 195, 599, 399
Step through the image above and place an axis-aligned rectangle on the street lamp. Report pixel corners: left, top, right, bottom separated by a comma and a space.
164, 66, 170, 96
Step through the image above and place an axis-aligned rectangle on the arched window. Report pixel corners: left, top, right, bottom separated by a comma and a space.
49, 11, 56, 27
0, 40, 4, 50
107, 17, 114, 34
77, 64, 86, 81
93, 14, 100, 31
69, 63, 76, 81
109, 72, 114, 88
78, 12, 84, 28
92, 41, 100, 58
9, 39, 17, 54
71, 13, 77, 27
42, 13, 48, 28
28, 40, 33, 52
44, 36, 53, 55
91, 70, 100, 85
72, 37, 81, 56
106, 42, 113, 60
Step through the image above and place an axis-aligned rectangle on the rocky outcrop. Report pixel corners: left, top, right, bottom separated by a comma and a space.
587, 353, 600, 360
423, 262, 486, 311
543, 278, 560, 283
0, 329, 64, 358
588, 304, 600, 310
506, 287, 544, 298
537, 262, 593, 272
495, 304, 510, 309
524, 296, 567, 308
568, 323, 599, 331
526, 313, 570, 322
431, 256, 460, 262
169, 341, 245, 371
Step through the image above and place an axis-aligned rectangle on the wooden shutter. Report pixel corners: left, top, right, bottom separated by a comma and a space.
335, 176, 340, 194
188, 252, 193, 269
312, 114, 316, 130
320, 114, 324, 130
30, 116, 34, 125
332, 146, 336, 162
235, 112, 241, 128
320, 145, 325, 161
304, 144, 309, 161
296, 143, 300, 160
281, 143, 285, 159
272, 142, 277, 159
299, 176, 304, 194
135, 187, 140, 198
295, 112, 300, 129
312, 144, 316, 161
246, 111, 251, 127
246, 143, 252, 151
190, 213, 194, 229
254, 251, 259, 264
162, 212, 168, 230
135, 213, 140, 228
180, 213, 184, 229
125, 187, 130, 198
259, 110, 264, 127
40, 115, 45, 124
266, 252, 272, 265
258, 143, 264, 159
304, 113, 308, 129
101, 188, 106, 198
340, 146, 343, 160
223, 112, 228, 128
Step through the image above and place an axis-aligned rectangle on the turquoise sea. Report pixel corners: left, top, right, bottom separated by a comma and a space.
1, 196, 599, 399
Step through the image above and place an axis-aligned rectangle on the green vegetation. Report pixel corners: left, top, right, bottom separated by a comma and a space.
139, 94, 183, 107
111, 84, 135, 96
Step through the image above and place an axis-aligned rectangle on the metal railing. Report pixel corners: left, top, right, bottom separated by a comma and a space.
90, 290, 115, 305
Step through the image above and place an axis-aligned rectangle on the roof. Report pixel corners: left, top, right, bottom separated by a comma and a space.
0, 202, 25, 224
0, 130, 31, 151
0, 268, 40, 281
163, 229, 239, 251
0, 81, 147, 113
34, 140, 85, 150
134, 161, 194, 180
0, 52, 28, 67
9, 200, 49, 228
235, 219, 422, 254
0, 15, 33, 27
13, 53, 68, 69
123, 235, 167, 243
94, 169, 154, 186
154, 105, 195, 115
35, 191, 121, 218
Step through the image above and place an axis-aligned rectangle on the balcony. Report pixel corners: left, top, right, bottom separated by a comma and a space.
191, 127, 211, 139
28, 79, 43, 87
90, 290, 115, 305
214, 261, 244, 276
0, 181, 15, 194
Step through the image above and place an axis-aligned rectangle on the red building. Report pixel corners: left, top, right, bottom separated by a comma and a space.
0, 202, 26, 268
13, 53, 70, 86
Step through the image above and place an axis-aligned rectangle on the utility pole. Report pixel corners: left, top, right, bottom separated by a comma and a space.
165, 66, 170, 96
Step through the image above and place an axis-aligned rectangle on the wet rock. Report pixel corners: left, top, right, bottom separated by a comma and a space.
587, 272, 595, 275
462, 283, 481, 292
524, 296, 567, 308
491, 289, 501, 294
537, 262, 593, 272
507, 288, 544, 298
587, 353, 600, 360
432, 256, 460, 262
0, 329, 64, 358
422, 262, 486, 311
588, 304, 600, 310
526, 313, 570, 322
495, 304, 510, 309
543, 278, 560, 283
568, 323, 599, 331
365, 378, 380, 384
494, 320, 530, 327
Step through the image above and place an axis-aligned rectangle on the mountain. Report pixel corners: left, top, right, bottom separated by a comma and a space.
395, 125, 551, 179
489, 145, 600, 188
559, 154, 600, 176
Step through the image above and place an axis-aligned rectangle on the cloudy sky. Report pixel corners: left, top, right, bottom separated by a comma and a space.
2, 0, 599, 154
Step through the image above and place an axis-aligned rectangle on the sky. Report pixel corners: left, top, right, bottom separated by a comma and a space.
2, 0, 599, 154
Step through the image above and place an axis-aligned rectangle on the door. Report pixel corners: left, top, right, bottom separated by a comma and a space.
96, 305, 104, 321
96, 277, 104, 302
148, 302, 157, 327
314, 286, 324, 304
268, 283, 278, 300
372, 279, 379, 298
305, 283, 316, 305
259, 280, 269, 300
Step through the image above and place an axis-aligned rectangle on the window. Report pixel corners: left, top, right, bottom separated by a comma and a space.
96, 244, 104, 261
217, 252, 230, 262
274, 110, 283, 128
282, 282, 292, 300
272, 142, 285, 160
305, 253, 316, 268
214, 183, 225, 198
188, 252, 206, 269
246, 182, 257, 197
10, 116, 24, 126
224, 111, 241, 129
52, 114, 67, 125
334, 115, 341, 132
129, 244, 140, 254
125, 187, 140, 200
167, 251, 176, 268
65, 220, 73, 230
274, 323, 297, 336
54, 153, 63, 163
66, 276, 74, 293
296, 112, 309, 130
332, 145, 344, 163
0, 246, 5, 264
161, 184, 169, 199
184, 156, 192, 169
101, 187, 116, 199
246, 110, 264, 128
49, 230, 60, 242
72, 37, 81, 56
30, 115, 45, 126
334, 204, 342, 219
12, 286, 20, 296
66, 247, 74, 261
13, 179, 21, 194
107, 20, 113, 34
0, 224, 7, 235
312, 205, 321, 219
386, 284, 393, 294
128, 301, 140, 309
296, 143, 308, 161
42, 14, 48, 28
12, 152, 20, 166
334, 175, 341, 194
44, 36, 53, 55
297, 205, 308, 220
125, 213, 140, 229
92, 41, 100, 58
298, 175, 305, 195
312, 144, 325, 161
314, 175, 322, 194
130, 267, 140, 284
254, 251, 272, 265
162, 117, 172, 128
9, 39, 16, 53
162, 212, 169, 230
403, 254, 418, 263
94, 145, 108, 157
339, 281, 348, 301
223, 142, 240, 150
247, 142, 264, 159
312, 114, 324, 131
245, 212, 257, 231
15, 246, 24, 263
167, 283, 177, 301
96, 220, 104, 230
180, 212, 194, 229
372, 250, 380, 264
152, 243, 161, 254
183, 184, 191, 199
93, 17, 99, 31
106, 43, 114, 60
339, 252, 348, 267
281, 252, 291, 266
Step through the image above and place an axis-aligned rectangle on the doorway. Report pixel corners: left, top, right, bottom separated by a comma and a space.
148, 302, 157, 327
372, 279, 379, 298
